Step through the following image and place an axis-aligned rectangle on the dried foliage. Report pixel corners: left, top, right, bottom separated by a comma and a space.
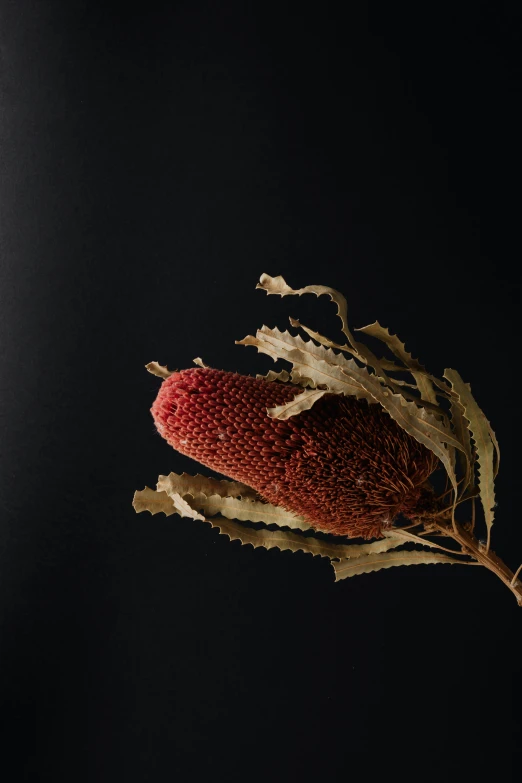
134, 274, 521, 605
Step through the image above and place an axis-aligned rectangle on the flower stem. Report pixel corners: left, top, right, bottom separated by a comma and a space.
433, 519, 522, 606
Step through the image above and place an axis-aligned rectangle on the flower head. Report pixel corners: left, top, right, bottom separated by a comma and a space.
151, 367, 438, 538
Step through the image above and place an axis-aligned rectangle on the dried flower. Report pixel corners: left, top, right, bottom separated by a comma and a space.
151, 367, 438, 538
134, 273, 521, 605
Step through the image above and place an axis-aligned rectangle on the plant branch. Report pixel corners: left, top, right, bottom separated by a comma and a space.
432, 519, 522, 606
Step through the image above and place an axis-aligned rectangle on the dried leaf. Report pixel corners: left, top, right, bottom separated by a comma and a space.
449, 395, 473, 498
134, 485, 339, 556
331, 536, 408, 560
256, 273, 355, 348
267, 389, 329, 420
236, 332, 282, 363
186, 491, 314, 532
288, 316, 358, 356
444, 369, 498, 550
206, 516, 353, 560
290, 317, 407, 373
256, 369, 291, 383
135, 484, 206, 521
384, 528, 464, 556
193, 357, 209, 368
332, 550, 467, 581
290, 369, 320, 388
238, 326, 377, 403
145, 361, 174, 379
355, 321, 452, 403
155, 471, 258, 500
255, 273, 420, 398
132, 487, 177, 516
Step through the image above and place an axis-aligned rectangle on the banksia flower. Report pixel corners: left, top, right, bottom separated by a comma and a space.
134, 273, 522, 605
151, 367, 438, 539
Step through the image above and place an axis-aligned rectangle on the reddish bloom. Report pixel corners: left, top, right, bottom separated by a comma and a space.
151, 367, 438, 538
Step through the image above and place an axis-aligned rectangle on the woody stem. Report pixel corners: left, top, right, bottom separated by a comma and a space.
433, 518, 522, 606
405, 486, 522, 605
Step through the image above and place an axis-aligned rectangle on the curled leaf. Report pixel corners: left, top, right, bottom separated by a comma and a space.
266, 389, 329, 420
355, 321, 451, 404
256, 369, 291, 383
155, 471, 258, 501
133, 487, 177, 516
155, 480, 207, 521
256, 273, 421, 399
146, 361, 174, 379
444, 369, 498, 550
186, 491, 313, 532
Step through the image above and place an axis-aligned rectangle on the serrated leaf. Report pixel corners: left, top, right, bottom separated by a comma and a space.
449, 395, 473, 498
291, 316, 416, 378
145, 361, 174, 379
355, 320, 452, 404
332, 550, 467, 581
186, 491, 314, 532
289, 316, 407, 373
133, 487, 178, 516
256, 369, 291, 383
236, 332, 282, 362
255, 273, 422, 399
134, 484, 408, 557
331, 536, 408, 559
155, 471, 258, 500
266, 389, 329, 420
290, 368, 319, 388
384, 528, 464, 556
256, 273, 355, 347
238, 326, 378, 403
134, 486, 333, 556
444, 369, 498, 550
135, 484, 206, 521
206, 517, 352, 560
288, 316, 359, 357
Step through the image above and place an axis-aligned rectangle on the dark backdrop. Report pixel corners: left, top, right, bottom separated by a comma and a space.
1, 2, 520, 780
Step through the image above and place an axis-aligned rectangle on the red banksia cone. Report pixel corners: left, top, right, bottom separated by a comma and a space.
151, 367, 439, 539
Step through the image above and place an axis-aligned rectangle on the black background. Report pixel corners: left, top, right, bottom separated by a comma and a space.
1, 2, 521, 779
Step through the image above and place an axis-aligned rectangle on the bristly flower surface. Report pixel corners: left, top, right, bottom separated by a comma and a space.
151, 367, 438, 538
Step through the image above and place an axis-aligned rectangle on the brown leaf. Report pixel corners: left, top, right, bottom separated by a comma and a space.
355, 320, 451, 404
187, 491, 314, 532
444, 369, 498, 550
135, 484, 206, 521
206, 517, 356, 560
449, 395, 473, 498
155, 472, 258, 501
332, 550, 467, 581
193, 357, 210, 368
288, 316, 359, 357
256, 369, 291, 383
132, 487, 177, 516
383, 528, 464, 556
330, 536, 407, 560
256, 273, 355, 348
145, 361, 174, 379
266, 389, 329, 420
238, 325, 378, 402
255, 274, 422, 398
